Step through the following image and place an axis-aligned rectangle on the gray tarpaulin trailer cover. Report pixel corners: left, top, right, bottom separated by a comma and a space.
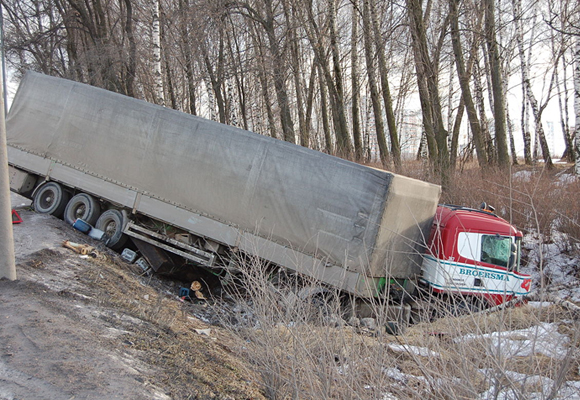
7, 71, 441, 297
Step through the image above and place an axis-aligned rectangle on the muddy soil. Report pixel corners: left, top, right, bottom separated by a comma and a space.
1, 194, 264, 400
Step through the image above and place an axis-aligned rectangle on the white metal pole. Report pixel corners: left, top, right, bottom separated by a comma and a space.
0, 41, 15, 280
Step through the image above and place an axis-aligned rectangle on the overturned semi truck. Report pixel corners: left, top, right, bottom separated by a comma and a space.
7, 72, 531, 321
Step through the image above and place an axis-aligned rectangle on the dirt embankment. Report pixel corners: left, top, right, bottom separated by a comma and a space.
1, 195, 264, 400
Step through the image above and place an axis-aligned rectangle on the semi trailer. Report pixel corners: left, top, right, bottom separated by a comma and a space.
7, 72, 531, 320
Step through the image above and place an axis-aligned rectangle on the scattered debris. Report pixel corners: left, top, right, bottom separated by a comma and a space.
73, 218, 106, 241
191, 281, 206, 299
179, 282, 206, 301
62, 240, 97, 257
121, 248, 138, 263
135, 257, 152, 275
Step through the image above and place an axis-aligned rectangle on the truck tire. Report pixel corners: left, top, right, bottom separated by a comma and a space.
64, 193, 101, 226
96, 209, 127, 250
33, 182, 70, 218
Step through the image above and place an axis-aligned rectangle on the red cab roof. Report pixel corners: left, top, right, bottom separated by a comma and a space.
435, 205, 522, 237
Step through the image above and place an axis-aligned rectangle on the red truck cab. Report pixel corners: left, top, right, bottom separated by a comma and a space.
421, 205, 532, 306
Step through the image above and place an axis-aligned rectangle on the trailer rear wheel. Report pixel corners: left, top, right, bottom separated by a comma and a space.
64, 193, 101, 226
33, 182, 70, 218
96, 210, 127, 250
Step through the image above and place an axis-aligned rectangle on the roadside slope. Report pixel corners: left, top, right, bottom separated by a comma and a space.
1, 202, 264, 400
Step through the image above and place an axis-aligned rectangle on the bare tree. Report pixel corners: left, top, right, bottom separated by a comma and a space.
122, 0, 136, 97
1, 0, 65, 75
7, 0, 576, 178
371, 0, 402, 172
350, 0, 363, 162
175, 0, 196, 114
511, 0, 534, 164
251, 23, 278, 139
228, 0, 296, 143
484, 0, 509, 168
406, 0, 450, 186
555, 54, 574, 162
575, 37, 580, 174
449, 0, 488, 169
546, 0, 580, 172
300, 0, 352, 156
151, 0, 164, 105
362, 0, 389, 168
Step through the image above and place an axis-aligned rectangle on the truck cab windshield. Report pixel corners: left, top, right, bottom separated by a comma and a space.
481, 235, 518, 270
457, 232, 520, 271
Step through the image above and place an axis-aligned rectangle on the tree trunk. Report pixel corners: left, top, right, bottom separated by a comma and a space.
179, 0, 197, 115
251, 25, 277, 138
474, 61, 495, 164
248, 0, 296, 143
522, 37, 562, 169
283, 2, 307, 146
226, 28, 248, 129
557, 56, 574, 162
574, 37, 580, 175
318, 64, 333, 154
351, 0, 363, 162
406, 0, 439, 168
304, 62, 317, 148
450, 95, 465, 170
524, 78, 553, 168
506, 108, 518, 165
302, 0, 350, 156
484, 0, 509, 168
512, 0, 534, 164
371, 0, 401, 172
326, 0, 351, 157
164, 51, 177, 109
152, 0, 164, 106
362, 0, 389, 168
122, 0, 136, 97
449, 0, 488, 168
202, 41, 226, 124
407, 0, 450, 187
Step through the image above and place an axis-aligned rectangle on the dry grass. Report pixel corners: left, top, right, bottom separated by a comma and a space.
397, 160, 580, 245
218, 262, 580, 399
215, 157, 580, 400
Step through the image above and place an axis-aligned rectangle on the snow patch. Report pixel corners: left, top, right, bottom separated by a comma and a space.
387, 343, 440, 358
455, 323, 570, 360
521, 230, 580, 301
478, 369, 580, 399
513, 170, 534, 182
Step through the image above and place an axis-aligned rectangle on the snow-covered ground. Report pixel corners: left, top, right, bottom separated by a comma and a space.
523, 230, 580, 301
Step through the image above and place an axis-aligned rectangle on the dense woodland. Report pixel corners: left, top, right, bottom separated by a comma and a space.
2, 0, 580, 188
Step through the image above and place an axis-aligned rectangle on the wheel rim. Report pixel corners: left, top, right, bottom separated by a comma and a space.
74, 204, 87, 220
104, 220, 118, 236
40, 191, 56, 209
